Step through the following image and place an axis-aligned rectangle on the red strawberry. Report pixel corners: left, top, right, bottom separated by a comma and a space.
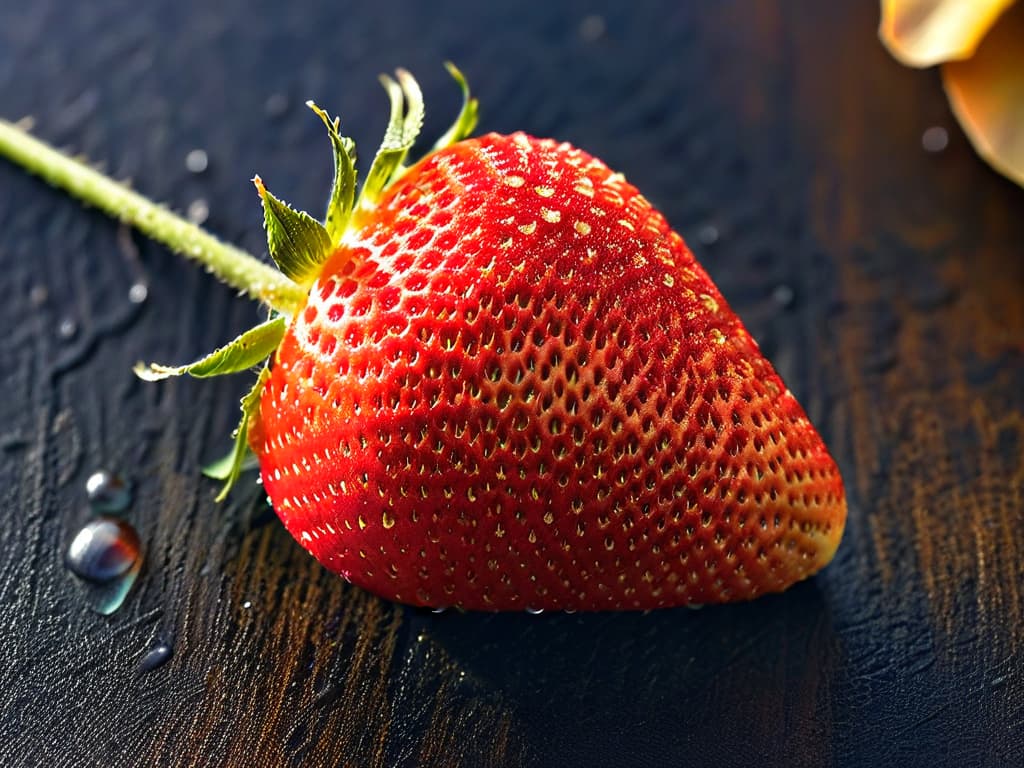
249, 129, 846, 610
0, 67, 846, 612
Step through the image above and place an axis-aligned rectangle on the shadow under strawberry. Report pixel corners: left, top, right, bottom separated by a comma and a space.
415, 584, 840, 767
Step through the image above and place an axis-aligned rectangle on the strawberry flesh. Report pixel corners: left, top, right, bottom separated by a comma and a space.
249, 133, 846, 611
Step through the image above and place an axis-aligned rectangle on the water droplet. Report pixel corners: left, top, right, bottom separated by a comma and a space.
66, 516, 143, 615
579, 14, 606, 41
85, 470, 132, 513
29, 285, 48, 307
525, 606, 544, 615
185, 149, 209, 174
921, 126, 949, 153
431, 606, 448, 614
66, 516, 140, 581
128, 282, 148, 304
771, 284, 795, 309
138, 642, 173, 673
242, 600, 252, 609
58, 318, 78, 340
187, 198, 210, 225
696, 224, 719, 246
264, 92, 290, 120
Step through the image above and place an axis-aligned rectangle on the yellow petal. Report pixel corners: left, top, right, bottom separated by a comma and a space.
943, 3, 1024, 187
879, 0, 1016, 67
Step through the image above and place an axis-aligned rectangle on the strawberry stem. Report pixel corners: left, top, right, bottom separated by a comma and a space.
0, 118, 306, 315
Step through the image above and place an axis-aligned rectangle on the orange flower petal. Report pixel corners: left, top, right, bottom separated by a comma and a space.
879, 0, 1016, 67
943, 3, 1024, 187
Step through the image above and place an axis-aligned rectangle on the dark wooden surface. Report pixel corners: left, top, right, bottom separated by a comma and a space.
1, 2, 1022, 766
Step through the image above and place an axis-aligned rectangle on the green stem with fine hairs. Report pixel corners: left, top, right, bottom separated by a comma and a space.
0, 118, 306, 316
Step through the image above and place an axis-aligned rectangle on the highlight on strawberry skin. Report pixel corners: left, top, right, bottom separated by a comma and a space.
0, 64, 847, 612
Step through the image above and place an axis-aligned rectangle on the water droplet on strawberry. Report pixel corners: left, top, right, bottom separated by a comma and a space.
525, 607, 544, 615
85, 470, 132, 513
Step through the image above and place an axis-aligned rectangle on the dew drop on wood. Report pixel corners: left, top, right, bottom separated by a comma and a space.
264, 92, 290, 120
921, 126, 948, 153
66, 516, 140, 581
65, 516, 142, 615
128, 283, 148, 304
85, 470, 132, 513
187, 198, 209, 225
58, 318, 78, 340
771, 284, 796, 309
138, 642, 173, 673
185, 148, 209, 174
696, 224, 719, 246
579, 15, 606, 42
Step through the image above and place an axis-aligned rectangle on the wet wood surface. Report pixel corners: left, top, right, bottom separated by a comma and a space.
0, 1, 1021, 766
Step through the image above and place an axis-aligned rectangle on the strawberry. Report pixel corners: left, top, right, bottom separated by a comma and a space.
0, 66, 846, 611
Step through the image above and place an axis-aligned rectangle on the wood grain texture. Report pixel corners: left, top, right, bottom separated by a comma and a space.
0, 1, 1021, 766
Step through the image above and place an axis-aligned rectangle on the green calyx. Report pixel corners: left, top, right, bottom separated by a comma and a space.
257, 62, 478, 284
196, 366, 271, 502
146, 64, 477, 500
254, 176, 333, 288
133, 316, 287, 381
307, 101, 358, 243
0, 64, 478, 501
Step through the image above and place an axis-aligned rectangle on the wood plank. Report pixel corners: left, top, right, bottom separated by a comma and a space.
0, 1, 1020, 766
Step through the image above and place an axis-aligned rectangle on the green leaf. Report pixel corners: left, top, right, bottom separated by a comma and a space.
432, 62, 479, 151
133, 316, 286, 381
395, 68, 426, 157
202, 445, 260, 480
307, 101, 357, 245
254, 175, 332, 286
212, 366, 270, 502
359, 69, 425, 207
